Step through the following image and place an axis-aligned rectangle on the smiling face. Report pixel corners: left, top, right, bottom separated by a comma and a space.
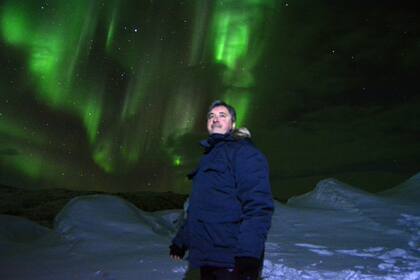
207, 105, 236, 135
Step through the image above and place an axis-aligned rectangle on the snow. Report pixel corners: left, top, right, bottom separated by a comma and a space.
1, 173, 420, 279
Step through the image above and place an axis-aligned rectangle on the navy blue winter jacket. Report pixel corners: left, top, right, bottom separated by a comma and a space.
172, 132, 274, 268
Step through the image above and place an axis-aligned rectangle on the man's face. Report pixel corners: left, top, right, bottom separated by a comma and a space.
207, 106, 236, 134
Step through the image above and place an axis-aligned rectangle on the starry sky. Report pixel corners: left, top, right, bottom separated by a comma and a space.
0, 0, 419, 199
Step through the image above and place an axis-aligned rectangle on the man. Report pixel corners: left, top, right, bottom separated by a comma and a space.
170, 100, 274, 280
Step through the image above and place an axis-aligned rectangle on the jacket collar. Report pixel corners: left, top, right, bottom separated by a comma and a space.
200, 133, 235, 152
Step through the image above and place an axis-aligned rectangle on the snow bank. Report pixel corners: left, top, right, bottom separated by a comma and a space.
1, 173, 420, 279
380, 172, 420, 201
0, 195, 187, 280
55, 195, 175, 244
287, 178, 382, 212
0, 215, 51, 243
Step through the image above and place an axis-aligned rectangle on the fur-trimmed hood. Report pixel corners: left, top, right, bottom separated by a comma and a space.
232, 127, 251, 140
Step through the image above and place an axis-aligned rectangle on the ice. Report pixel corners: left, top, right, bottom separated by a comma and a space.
1, 172, 420, 279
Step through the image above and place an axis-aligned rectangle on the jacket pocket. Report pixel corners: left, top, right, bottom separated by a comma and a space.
201, 220, 239, 248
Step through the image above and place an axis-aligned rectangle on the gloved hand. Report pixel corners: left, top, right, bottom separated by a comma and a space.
234, 256, 260, 280
169, 243, 187, 260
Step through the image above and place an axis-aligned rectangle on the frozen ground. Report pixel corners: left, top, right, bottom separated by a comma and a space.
0, 173, 419, 279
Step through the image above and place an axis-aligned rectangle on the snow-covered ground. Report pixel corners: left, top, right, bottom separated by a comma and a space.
1, 173, 419, 279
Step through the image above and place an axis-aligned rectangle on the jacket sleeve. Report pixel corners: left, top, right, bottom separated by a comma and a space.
171, 199, 189, 249
172, 219, 189, 249
235, 144, 274, 258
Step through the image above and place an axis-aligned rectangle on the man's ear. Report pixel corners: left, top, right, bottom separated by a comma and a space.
232, 122, 236, 129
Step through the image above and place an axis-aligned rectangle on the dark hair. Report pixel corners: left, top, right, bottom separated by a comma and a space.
207, 100, 237, 122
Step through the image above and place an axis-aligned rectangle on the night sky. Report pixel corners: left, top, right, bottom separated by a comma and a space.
0, 0, 419, 200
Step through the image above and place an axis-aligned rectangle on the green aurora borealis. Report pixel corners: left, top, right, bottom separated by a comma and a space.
0, 1, 419, 199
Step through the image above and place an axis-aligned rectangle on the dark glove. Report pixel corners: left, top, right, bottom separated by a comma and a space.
169, 243, 186, 259
234, 256, 260, 280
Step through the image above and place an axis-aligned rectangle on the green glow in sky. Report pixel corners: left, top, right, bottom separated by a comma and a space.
211, 0, 273, 127
1, 5, 29, 45
9, 154, 45, 180
106, 10, 118, 52
30, 36, 61, 75
1, 1, 107, 175
0, 118, 47, 146
214, 13, 249, 70
120, 134, 142, 164
173, 155, 182, 167
121, 80, 145, 121
0, 0, 276, 188
29, 35, 65, 107
82, 96, 102, 144
224, 90, 251, 127
0, 0, 418, 197
93, 142, 113, 173
8, 152, 63, 181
